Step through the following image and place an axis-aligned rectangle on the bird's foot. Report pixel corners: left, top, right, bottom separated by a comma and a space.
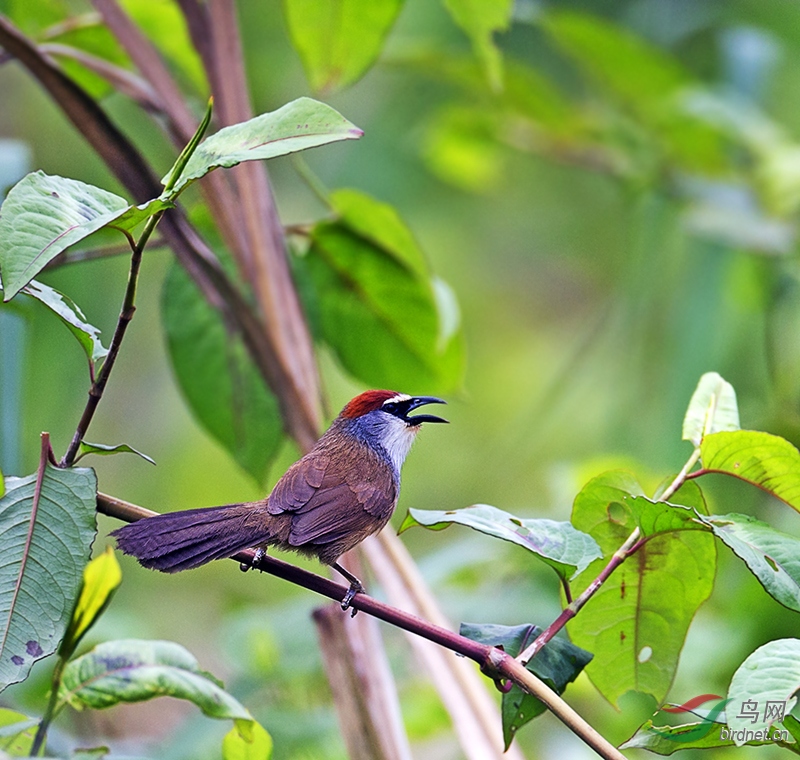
341, 579, 365, 615
240, 547, 267, 573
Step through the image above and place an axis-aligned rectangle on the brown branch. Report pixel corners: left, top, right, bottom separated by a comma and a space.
96, 492, 626, 760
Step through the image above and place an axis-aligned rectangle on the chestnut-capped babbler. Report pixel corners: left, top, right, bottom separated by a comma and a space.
112, 391, 447, 608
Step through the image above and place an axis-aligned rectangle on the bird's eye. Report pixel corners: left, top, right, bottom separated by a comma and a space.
382, 402, 399, 415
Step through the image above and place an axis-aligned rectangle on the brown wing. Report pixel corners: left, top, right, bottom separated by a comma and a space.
267, 451, 329, 514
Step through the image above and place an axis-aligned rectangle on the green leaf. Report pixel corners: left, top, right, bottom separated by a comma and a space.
443, 0, 514, 91
566, 471, 716, 706
298, 215, 465, 392
0, 171, 169, 300
76, 441, 155, 466
21, 280, 108, 366
58, 639, 253, 723
223, 719, 273, 760
682, 372, 740, 446
621, 717, 782, 754
541, 12, 725, 173
726, 639, 800, 743
284, 0, 403, 93
0, 465, 97, 692
162, 260, 283, 484
59, 547, 122, 660
162, 98, 213, 195
0, 708, 36, 755
402, 505, 601, 579
460, 623, 592, 750
700, 430, 800, 511
696, 513, 800, 613
166, 98, 363, 195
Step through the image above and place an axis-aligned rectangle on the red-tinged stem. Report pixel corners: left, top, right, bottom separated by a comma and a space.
95, 492, 626, 760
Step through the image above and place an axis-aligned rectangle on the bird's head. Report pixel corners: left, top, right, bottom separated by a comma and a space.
337, 390, 448, 474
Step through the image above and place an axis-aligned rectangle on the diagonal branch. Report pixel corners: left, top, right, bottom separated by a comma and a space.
95, 492, 626, 760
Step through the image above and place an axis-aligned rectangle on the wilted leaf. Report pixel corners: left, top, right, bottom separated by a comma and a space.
59, 639, 253, 723
167, 98, 363, 195
402, 504, 601, 579
21, 280, 108, 366
697, 513, 800, 613
162, 261, 283, 484
284, 0, 402, 93
0, 465, 97, 692
567, 471, 715, 706
60, 547, 122, 660
460, 623, 592, 750
0, 171, 169, 299
699, 430, 800, 511
682, 372, 740, 446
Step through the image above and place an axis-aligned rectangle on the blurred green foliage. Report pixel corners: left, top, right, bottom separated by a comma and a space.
3, 0, 800, 758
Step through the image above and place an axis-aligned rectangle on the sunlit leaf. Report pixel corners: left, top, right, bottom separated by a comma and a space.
60, 547, 122, 660
443, 0, 514, 91
726, 639, 800, 743
0, 708, 36, 755
167, 98, 363, 195
0, 465, 97, 692
682, 372, 740, 446
699, 430, 800, 511
77, 441, 155, 466
402, 504, 601, 579
697, 513, 800, 612
298, 212, 465, 392
284, 0, 402, 93
0, 171, 169, 299
21, 279, 108, 366
162, 261, 283, 484
460, 623, 592, 750
567, 471, 715, 706
223, 719, 273, 760
58, 639, 253, 723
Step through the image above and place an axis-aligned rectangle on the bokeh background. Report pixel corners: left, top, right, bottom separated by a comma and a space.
3, 0, 800, 757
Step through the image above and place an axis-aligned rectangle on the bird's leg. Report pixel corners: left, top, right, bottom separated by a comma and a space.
332, 561, 365, 613
240, 547, 267, 573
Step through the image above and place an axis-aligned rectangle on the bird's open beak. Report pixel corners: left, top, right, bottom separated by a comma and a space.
405, 396, 448, 425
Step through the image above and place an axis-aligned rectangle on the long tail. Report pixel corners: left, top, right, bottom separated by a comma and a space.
112, 503, 272, 573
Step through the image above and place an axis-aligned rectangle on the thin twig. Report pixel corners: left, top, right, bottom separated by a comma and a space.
60, 215, 162, 467
95, 492, 626, 760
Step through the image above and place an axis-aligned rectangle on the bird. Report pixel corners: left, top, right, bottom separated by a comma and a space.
112, 390, 447, 609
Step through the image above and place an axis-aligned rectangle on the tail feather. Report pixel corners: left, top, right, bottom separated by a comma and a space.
112, 503, 273, 572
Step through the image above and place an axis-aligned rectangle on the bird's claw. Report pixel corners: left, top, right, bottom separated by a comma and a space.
341, 580, 365, 615
241, 547, 267, 573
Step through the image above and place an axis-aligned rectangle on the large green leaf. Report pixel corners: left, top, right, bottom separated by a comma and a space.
21, 280, 108, 367
401, 504, 601, 579
567, 471, 716, 706
699, 430, 800, 511
167, 98, 363, 195
541, 12, 725, 173
621, 718, 780, 754
726, 639, 800, 743
697, 513, 800, 613
0, 171, 170, 300
298, 193, 465, 392
682, 372, 740, 446
0, 465, 97, 692
443, 0, 514, 91
284, 0, 403, 93
58, 639, 252, 724
460, 623, 592, 750
162, 261, 283, 484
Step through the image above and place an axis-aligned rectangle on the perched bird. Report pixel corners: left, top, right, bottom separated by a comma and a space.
113, 390, 447, 608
